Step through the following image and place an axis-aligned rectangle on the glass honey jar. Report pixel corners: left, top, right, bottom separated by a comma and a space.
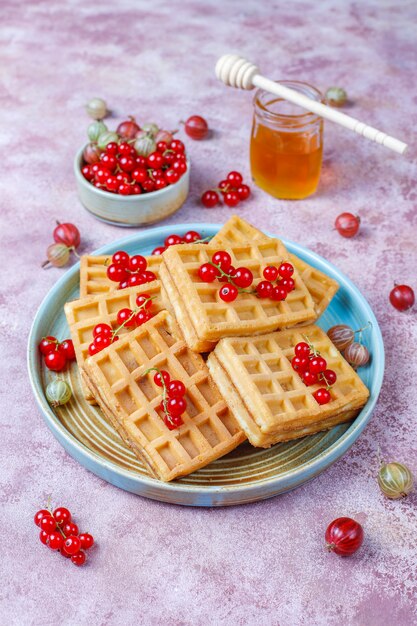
250, 81, 323, 200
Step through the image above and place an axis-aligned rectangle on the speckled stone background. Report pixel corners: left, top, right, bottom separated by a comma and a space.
1, 0, 416, 624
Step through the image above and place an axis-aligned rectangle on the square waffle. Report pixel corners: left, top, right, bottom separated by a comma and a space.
65, 281, 172, 403
211, 215, 339, 318
82, 311, 246, 481
161, 241, 316, 352
207, 324, 369, 447
79, 254, 163, 298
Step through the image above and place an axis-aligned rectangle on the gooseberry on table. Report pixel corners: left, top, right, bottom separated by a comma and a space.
86, 97, 107, 120
335, 212, 360, 238
325, 517, 364, 556
389, 284, 414, 311
377, 462, 414, 499
183, 115, 209, 140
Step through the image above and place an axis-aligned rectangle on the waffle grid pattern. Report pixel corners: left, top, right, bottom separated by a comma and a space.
79, 254, 163, 298
208, 325, 369, 447
65, 282, 169, 402
211, 215, 339, 317
83, 311, 245, 481
162, 241, 316, 346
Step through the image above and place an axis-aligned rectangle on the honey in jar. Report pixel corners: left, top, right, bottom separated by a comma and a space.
250, 81, 323, 200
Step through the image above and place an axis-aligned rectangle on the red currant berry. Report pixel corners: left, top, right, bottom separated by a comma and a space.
325, 517, 364, 556
40, 515, 57, 533
183, 230, 201, 243
47, 532, 64, 551
107, 263, 129, 283
219, 284, 238, 302
281, 278, 295, 292
227, 171, 243, 186
88, 342, 100, 356
95, 168, 109, 185
237, 184, 251, 201
184, 115, 209, 140
302, 370, 318, 386
71, 551, 87, 566
93, 323, 112, 338
126, 274, 143, 287
163, 151, 175, 166
291, 356, 309, 372
233, 267, 253, 288
164, 414, 183, 430
106, 142, 118, 155
172, 160, 187, 174
39, 337, 57, 355
58, 339, 75, 361
142, 178, 155, 193
79, 533, 94, 550
118, 182, 132, 196
310, 356, 327, 374
170, 139, 185, 153
313, 388, 332, 405
165, 169, 180, 185
157, 141, 168, 153
44, 350, 67, 372
63, 535, 81, 555
212, 251, 232, 272
270, 285, 288, 301
165, 234, 183, 247
93, 334, 111, 351
140, 270, 157, 283
198, 263, 218, 282
335, 213, 360, 238
112, 251, 130, 268
322, 369, 337, 386
34, 509, 50, 526
131, 168, 147, 183
278, 262, 294, 279
152, 246, 166, 255
60, 546, 71, 558
263, 266, 279, 281
118, 142, 132, 156
129, 255, 147, 272
166, 396, 187, 417
218, 180, 230, 194
154, 370, 170, 387
53, 507, 72, 525
63, 522, 79, 536
136, 294, 152, 309
256, 281, 273, 299
167, 380, 186, 398
154, 178, 167, 190
147, 151, 164, 168
224, 191, 240, 208
82, 165, 94, 181
39, 530, 49, 545
105, 175, 119, 192
295, 342, 311, 358
100, 153, 117, 170
116, 171, 131, 184
389, 284, 415, 311
201, 190, 219, 208
117, 308, 135, 327
136, 309, 151, 325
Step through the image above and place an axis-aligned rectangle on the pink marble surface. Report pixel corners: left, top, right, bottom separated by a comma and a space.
1, 0, 417, 624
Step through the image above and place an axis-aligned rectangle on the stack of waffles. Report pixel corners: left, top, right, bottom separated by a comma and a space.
65, 216, 369, 481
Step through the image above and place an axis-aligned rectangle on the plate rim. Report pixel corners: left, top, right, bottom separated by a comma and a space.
27, 223, 385, 501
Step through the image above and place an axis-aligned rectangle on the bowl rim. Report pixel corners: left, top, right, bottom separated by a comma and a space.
74, 144, 190, 202
27, 223, 385, 504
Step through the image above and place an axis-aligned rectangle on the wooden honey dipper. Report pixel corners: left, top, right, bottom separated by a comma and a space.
215, 54, 407, 155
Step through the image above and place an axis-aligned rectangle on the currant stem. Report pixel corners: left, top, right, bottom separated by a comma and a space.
302, 334, 320, 357
112, 296, 155, 340
142, 366, 175, 427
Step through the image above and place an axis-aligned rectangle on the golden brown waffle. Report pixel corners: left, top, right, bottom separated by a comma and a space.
211, 215, 339, 318
65, 281, 171, 403
207, 324, 369, 447
161, 241, 316, 352
82, 311, 246, 481
79, 254, 163, 298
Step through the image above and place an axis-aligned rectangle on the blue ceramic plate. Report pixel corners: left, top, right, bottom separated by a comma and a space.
27, 224, 384, 507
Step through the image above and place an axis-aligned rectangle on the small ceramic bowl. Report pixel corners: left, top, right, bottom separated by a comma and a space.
74, 145, 190, 227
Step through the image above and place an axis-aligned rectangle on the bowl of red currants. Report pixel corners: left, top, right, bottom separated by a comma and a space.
74, 120, 190, 227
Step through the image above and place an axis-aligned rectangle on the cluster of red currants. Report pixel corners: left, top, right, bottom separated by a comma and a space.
88, 294, 154, 356
201, 171, 251, 208
291, 341, 337, 405
34, 506, 94, 566
152, 369, 187, 430
151, 230, 203, 255
39, 336, 76, 371
106, 251, 157, 289
198, 251, 295, 303
81, 139, 187, 196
